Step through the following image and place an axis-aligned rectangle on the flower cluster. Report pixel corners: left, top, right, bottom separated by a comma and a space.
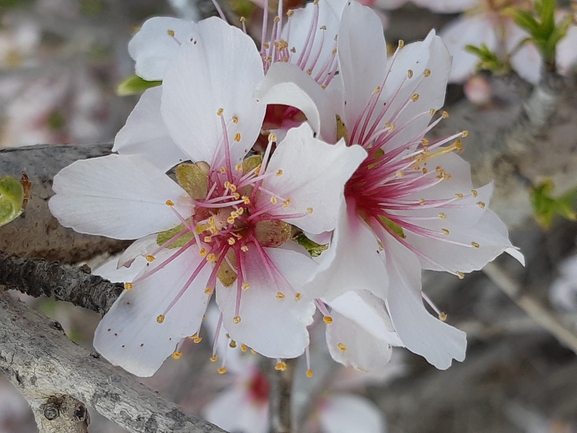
50, 0, 522, 377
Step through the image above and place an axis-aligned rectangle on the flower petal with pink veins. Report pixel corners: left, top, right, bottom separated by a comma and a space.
261, 123, 367, 234
161, 18, 265, 164
320, 394, 385, 433
381, 231, 467, 369
204, 387, 268, 433
93, 247, 212, 377
303, 200, 388, 301
326, 311, 394, 372
128, 17, 197, 81
254, 62, 338, 142
216, 244, 316, 359
49, 154, 193, 240
439, 15, 498, 83
114, 87, 188, 172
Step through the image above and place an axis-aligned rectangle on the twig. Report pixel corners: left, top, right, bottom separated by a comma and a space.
483, 262, 577, 354
0, 290, 228, 433
0, 251, 122, 314
269, 358, 297, 433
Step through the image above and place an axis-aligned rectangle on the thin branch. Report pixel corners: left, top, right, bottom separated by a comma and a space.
0, 290, 228, 433
483, 262, 577, 354
0, 251, 122, 314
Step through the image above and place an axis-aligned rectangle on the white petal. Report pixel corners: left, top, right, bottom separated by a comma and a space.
413, 0, 478, 13
261, 123, 367, 234
557, 25, 577, 75
204, 387, 268, 433
375, 0, 408, 9
161, 18, 265, 164
338, 0, 387, 131
303, 200, 388, 301
128, 17, 197, 81
320, 394, 385, 433
282, 0, 347, 79
510, 42, 542, 84
92, 255, 148, 283
439, 15, 498, 83
93, 247, 212, 376
255, 62, 338, 142
114, 87, 188, 172
216, 244, 316, 358
382, 232, 467, 369
118, 234, 160, 268
49, 154, 193, 239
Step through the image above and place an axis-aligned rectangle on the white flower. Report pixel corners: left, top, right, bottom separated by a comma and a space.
50, 18, 366, 376
549, 254, 577, 313
256, 0, 523, 370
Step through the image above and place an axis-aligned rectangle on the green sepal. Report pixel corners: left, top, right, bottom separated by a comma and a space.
117, 75, 162, 96
530, 179, 577, 228
294, 233, 329, 258
465, 44, 508, 75
380, 215, 406, 238
242, 154, 263, 175
156, 223, 194, 248
0, 175, 25, 226
176, 163, 208, 200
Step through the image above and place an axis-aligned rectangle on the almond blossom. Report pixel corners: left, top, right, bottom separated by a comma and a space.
256, 0, 523, 371
49, 17, 366, 376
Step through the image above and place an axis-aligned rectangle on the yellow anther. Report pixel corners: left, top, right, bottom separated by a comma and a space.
294, 292, 302, 301
189, 333, 198, 340
263, 42, 270, 49
455, 193, 464, 199
242, 283, 250, 291
471, 242, 480, 249
145, 255, 155, 262
398, 39, 405, 48
407, 69, 414, 78
275, 361, 287, 371
210, 355, 218, 362
307, 207, 313, 214
438, 213, 447, 219
227, 216, 235, 224
193, 337, 202, 343
424, 68, 431, 77
235, 163, 243, 171
442, 228, 450, 235
172, 351, 182, 359
321, 84, 327, 89
242, 196, 250, 204
274, 16, 281, 22
217, 108, 224, 116
323, 316, 333, 324
220, 166, 227, 173
270, 196, 278, 204
124, 282, 133, 291
241, 246, 249, 252
204, 236, 213, 243
419, 199, 425, 206
237, 208, 244, 215
331, 48, 337, 55
276, 292, 285, 299
229, 340, 237, 348
441, 111, 449, 119
276, 169, 283, 176
287, 9, 294, 16
204, 287, 213, 294
206, 253, 216, 262
167, 29, 175, 37
411, 93, 419, 102
241, 344, 248, 352
439, 312, 447, 321
422, 168, 428, 174
429, 108, 436, 116
456, 271, 465, 279
337, 343, 347, 352
233, 316, 242, 324
283, 199, 291, 208
373, 86, 382, 94
250, 349, 257, 355
240, 16, 246, 22
462, 130, 469, 138
268, 133, 277, 142
233, 116, 239, 125
166, 199, 175, 206
319, 24, 327, 30
218, 367, 227, 374
306, 69, 313, 75
396, 170, 404, 178
421, 138, 429, 146
234, 133, 241, 142
306, 369, 314, 378
471, 189, 478, 197
228, 237, 236, 245
233, 193, 240, 199
156, 315, 165, 323
477, 201, 486, 209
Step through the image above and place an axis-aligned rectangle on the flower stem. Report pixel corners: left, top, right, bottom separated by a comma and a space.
268, 358, 297, 433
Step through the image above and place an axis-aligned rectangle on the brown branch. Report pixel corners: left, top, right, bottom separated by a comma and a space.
0, 251, 122, 314
0, 290, 228, 433
268, 358, 297, 433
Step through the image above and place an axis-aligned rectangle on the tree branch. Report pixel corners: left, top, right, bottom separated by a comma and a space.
268, 358, 297, 433
0, 290, 228, 433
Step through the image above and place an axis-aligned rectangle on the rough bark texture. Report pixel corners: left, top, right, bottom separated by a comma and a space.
32, 395, 90, 433
0, 251, 122, 314
0, 143, 130, 263
0, 291, 228, 433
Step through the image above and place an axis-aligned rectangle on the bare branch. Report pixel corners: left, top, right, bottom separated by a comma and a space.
268, 358, 297, 433
0, 291, 228, 433
0, 251, 122, 314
